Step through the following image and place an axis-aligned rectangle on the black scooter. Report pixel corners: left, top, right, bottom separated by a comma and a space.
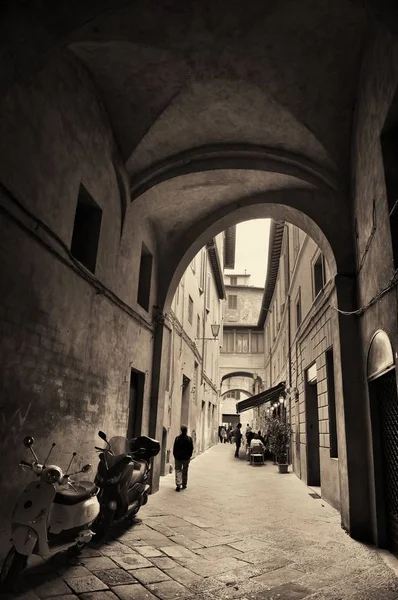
93, 431, 160, 539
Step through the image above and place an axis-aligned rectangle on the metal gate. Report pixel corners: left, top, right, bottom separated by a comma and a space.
374, 369, 398, 552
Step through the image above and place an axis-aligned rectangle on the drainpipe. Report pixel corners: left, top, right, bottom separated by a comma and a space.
286, 226, 292, 390
285, 226, 292, 458
201, 250, 208, 385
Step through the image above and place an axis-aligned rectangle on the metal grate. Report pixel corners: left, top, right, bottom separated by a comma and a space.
379, 371, 398, 515
308, 492, 321, 499
377, 370, 398, 551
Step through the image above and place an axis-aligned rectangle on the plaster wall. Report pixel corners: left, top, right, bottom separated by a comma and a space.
162, 241, 223, 471
0, 52, 157, 543
352, 25, 398, 545
224, 285, 264, 325
263, 226, 341, 511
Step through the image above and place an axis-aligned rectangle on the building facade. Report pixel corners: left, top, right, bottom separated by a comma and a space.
161, 233, 234, 472
220, 273, 265, 428
250, 222, 340, 510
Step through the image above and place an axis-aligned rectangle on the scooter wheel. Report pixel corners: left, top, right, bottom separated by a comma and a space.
0, 546, 28, 592
93, 509, 114, 543
67, 542, 86, 558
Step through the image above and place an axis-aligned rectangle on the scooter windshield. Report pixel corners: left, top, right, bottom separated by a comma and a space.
108, 436, 130, 456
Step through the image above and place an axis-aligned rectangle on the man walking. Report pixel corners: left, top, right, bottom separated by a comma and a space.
173, 425, 194, 492
234, 423, 242, 458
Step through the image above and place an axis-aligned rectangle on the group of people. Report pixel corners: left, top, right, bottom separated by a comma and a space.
218, 424, 233, 444
172, 421, 269, 494
229, 422, 268, 458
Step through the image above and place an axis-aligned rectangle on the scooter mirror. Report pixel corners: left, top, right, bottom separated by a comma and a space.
23, 436, 34, 448
81, 464, 91, 473
98, 431, 107, 441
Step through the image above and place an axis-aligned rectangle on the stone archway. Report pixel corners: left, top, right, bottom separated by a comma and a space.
147, 188, 368, 540
0, 0, 381, 546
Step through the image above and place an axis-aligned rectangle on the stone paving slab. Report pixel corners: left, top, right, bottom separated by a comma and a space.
149, 556, 180, 570
129, 566, 171, 584
256, 581, 313, 600
167, 535, 204, 550
47, 596, 77, 600
253, 566, 305, 588
195, 545, 244, 559
146, 579, 193, 599
134, 545, 164, 558
160, 545, 198, 560
80, 593, 119, 600
3, 444, 398, 600
80, 557, 119, 572
111, 584, 158, 599
65, 575, 108, 594
162, 565, 202, 588
92, 569, 136, 587
111, 554, 153, 570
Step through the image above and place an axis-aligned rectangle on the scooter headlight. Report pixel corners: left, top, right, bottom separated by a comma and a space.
107, 473, 122, 485
44, 468, 61, 484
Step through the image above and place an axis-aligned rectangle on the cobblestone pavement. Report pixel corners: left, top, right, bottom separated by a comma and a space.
3, 443, 398, 600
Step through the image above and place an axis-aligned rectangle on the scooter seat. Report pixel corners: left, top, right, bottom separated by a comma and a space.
54, 481, 97, 505
129, 460, 147, 484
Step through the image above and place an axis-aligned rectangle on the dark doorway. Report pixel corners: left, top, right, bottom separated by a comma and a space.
181, 375, 190, 427
222, 413, 239, 428
128, 369, 145, 439
326, 349, 338, 458
295, 423, 301, 478
160, 427, 167, 476
305, 368, 320, 486
369, 368, 398, 553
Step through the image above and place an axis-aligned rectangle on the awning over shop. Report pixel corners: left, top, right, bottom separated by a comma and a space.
236, 381, 286, 413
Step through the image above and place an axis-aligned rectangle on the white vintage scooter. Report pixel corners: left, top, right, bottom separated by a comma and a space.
0, 435, 100, 591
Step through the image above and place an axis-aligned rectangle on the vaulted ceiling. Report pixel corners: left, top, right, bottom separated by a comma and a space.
1, 0, 393, 305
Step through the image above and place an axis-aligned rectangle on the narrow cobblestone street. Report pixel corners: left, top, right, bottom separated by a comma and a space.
5, 444, 398, 600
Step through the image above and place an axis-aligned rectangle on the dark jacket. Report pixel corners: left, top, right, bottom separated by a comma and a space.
234, 427, 242, 443
173, 433, 194, 461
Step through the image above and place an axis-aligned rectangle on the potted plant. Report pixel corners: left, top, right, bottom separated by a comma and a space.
267, 418, 292, 473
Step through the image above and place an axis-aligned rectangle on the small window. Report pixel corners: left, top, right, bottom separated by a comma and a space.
188, 296, 193, 324
206, 273, 211, 310
137, 243, 153, 311
236, 333, 249, 353
71, 185, 102, 273
296, 288, 302, 328
228, 294, 237, 309
221, 331, 234, 353
326, 349, 338, 458
293, 226, 300, 262
200, 252, 205, 291
190, 257, 196, 273
196, 315, 201, 338
226, 390, 240, 400
313, 253, 325, 298
229, 276, 237, 285
251, 333, 264, 353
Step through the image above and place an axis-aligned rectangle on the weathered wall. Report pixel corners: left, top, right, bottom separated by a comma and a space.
352, 24, 398, 544
162, 245, 222, 471
224, 285, 264, 325
0, 51, 157, 550
263, 228, 341, 511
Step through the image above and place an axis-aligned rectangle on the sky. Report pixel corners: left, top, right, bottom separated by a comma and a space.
225, 219, 270, 288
